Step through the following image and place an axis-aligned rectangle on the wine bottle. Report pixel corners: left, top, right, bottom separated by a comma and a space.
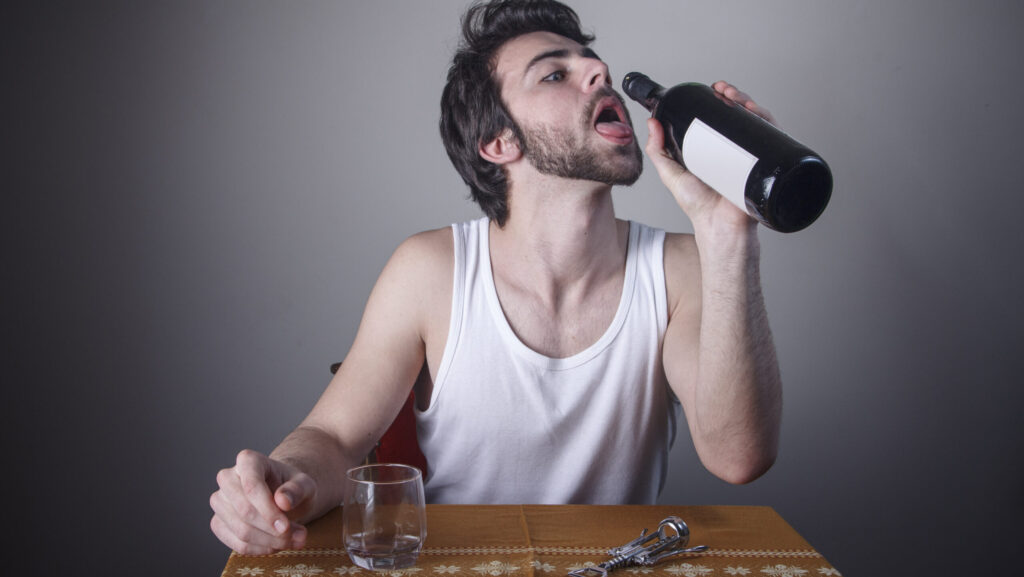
622, 72, 832, 233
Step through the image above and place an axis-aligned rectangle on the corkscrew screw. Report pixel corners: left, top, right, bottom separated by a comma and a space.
566, 516, 708, 577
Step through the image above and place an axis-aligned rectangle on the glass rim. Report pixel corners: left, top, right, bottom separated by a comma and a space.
346, 463, 423, 485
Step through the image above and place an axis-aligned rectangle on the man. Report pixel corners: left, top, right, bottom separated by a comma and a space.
210, 0, 781, 555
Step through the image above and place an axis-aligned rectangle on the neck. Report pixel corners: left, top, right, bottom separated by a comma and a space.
490, 175, 627, 300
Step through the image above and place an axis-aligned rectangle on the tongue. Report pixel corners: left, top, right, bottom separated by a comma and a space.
595, 120, 633, 139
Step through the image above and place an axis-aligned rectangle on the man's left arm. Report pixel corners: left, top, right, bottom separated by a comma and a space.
650, 81, 783, 484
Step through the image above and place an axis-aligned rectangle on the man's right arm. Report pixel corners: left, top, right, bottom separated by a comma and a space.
210, 229, 453, 555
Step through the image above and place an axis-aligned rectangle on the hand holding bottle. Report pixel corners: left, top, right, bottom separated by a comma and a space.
644, 81, 777, 235
626, 73, 832, 233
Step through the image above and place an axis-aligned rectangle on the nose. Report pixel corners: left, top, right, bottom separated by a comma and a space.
582, 58, 611, 93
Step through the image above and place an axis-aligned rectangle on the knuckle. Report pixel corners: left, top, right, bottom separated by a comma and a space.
238, 449, 269, 470
216, 468, 232, 486
236, 524, 256, 542
241, 477, 263, 497
236, 542, 260, 556
293, 471, 314, 489
237, 500, 259, 523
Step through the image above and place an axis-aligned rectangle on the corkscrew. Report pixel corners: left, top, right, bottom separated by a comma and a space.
566, 516, 708, 577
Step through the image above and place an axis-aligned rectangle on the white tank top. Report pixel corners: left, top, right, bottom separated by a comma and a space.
416, 217, 681, 504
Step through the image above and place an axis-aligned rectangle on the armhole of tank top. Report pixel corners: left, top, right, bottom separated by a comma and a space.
651, 227, 668, 335
650, 228, 680, 408
418, 223, 465, 416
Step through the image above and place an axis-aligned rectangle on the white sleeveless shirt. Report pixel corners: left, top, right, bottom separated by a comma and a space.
416, 217, 681, 504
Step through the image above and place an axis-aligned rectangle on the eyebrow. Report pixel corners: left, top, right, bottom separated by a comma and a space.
524, 47, 601, 74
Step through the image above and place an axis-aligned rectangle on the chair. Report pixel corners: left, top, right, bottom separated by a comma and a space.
330, 362, 428, 474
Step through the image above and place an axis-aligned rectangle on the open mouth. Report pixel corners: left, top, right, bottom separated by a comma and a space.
596, 107, 620, 124
592, 96, 634, 144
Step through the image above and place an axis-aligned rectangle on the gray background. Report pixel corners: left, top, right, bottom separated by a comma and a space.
6, 0, 1023, 575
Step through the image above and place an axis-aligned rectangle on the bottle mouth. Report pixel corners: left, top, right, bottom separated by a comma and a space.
768, 157, 833, 232
622, 72, 657, 105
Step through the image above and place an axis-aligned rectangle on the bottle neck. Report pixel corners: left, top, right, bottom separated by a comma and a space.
622, 72, 665, 112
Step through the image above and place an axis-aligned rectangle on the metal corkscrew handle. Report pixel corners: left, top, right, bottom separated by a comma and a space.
566, 517, 709, 577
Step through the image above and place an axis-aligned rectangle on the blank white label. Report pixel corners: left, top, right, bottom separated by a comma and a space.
680, 118, 757, 214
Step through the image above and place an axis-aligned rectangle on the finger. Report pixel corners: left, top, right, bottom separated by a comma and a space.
644, 117, 714, 208
645, 119, 727, 219
644, 118, 689, 182
713, 80, 776, 125
235, 450, 291, 535
289, 522, 308, 549
274, 471, 317, 513
216, 466, 281, 537
645, 116, 665, 152
744, 101, 776, 125
644, 118, 675, 179
210, 491, 294, 554
712, 80, 748, 102
211, 512, 278, 556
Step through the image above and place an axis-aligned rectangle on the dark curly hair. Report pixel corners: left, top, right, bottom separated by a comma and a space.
439, 0, 594, 226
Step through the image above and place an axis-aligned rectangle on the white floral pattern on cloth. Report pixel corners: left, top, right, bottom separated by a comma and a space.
471, 561, 521, 576
566, 561, 598, 573
229, 550, 838, 576
275, 565, 325, 577
231, 559, 841, 577
663, 563, 713, 577
532, 561, 557, 573
760, 566, 809, 577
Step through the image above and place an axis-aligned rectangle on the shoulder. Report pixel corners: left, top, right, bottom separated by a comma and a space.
391, 227, 454, 269
372, 227, 455, 338
380, 226, 454, 297
662, 231, 701, 320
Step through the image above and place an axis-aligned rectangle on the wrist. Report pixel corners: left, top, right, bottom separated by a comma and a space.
693, 215, 760, 259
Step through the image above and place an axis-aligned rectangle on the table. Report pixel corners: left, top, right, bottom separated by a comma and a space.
221, 505, 840, 577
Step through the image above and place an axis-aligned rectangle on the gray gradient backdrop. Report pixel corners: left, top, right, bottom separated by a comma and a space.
6, 1, 1023, 575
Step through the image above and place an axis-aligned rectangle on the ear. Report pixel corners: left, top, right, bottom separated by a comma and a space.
479, 129, 522, 165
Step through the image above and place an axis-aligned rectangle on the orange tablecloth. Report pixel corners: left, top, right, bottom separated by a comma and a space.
222, 505, 840, 577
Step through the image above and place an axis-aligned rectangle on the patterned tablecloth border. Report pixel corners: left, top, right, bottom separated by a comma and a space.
225, 557, 842, 577
261, 547, 823, 559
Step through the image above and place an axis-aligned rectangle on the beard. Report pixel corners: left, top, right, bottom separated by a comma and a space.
515, 93, 643, 186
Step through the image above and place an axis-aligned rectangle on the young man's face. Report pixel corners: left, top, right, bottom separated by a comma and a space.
492, 31, 642, 186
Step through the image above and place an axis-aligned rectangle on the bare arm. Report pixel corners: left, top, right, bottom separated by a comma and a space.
275, 231, 441, 520
651, 82, 782, 484
210, 229, 452, 553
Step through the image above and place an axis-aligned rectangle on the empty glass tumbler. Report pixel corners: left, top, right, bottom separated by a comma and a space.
343, 464, 427, 570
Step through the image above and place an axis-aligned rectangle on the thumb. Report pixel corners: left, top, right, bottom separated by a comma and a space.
274, 472, 317, 512
644, 117, 691, 190
645, 116, 664, 147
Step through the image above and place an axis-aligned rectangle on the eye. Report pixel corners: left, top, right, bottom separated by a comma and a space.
542, 70, 566, 83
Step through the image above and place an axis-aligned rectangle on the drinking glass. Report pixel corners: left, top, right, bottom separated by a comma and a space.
343, 463, 427, 570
